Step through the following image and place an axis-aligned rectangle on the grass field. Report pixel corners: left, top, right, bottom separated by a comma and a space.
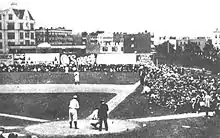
0, 72, 139, 84
2, 72, 220, 137
0, 93, 116, 126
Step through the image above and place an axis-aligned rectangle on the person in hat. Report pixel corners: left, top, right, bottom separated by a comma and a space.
69, 95, 79, 129
98, 100, 109, 131
0, 127, 5, 138
74, 69, 80, 85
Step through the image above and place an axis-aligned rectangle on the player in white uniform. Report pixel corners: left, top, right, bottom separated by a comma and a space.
69, 95, 79, 129
65, 66, 69, 74
89, 108, 100, 129
74, 70, 80, 85
204, 92, 211, 117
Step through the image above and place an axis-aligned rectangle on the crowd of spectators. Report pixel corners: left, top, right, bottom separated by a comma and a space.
0, 63, 139, 73
141, 64, 220, 114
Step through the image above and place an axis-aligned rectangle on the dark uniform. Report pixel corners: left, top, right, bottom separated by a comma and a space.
0, 127, 5, 138
98, 100, 109, 131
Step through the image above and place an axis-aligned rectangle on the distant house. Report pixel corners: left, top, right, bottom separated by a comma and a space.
212, 28, 220, 49
0, 2, 35, 53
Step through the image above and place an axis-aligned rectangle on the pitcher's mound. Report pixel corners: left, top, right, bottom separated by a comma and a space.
25, 119, 140, 136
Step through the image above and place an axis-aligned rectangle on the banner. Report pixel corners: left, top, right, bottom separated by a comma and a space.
25, 53, 60, 65
136, 54, 155, 66
60, 54, 96, 65
0, 54, 13, 65
96, 54, 136, 65
13, 54, 25, 64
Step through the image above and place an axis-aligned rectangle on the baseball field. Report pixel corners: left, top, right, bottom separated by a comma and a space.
1, 72, 220, 138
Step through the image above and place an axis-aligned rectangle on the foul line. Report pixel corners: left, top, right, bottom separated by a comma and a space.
0, 113, 49, 122
128, 112, 210, 122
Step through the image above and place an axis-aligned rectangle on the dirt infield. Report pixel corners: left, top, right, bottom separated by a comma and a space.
24, 119, 140, 136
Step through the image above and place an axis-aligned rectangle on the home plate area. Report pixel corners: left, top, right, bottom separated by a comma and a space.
25, 119, 140, 136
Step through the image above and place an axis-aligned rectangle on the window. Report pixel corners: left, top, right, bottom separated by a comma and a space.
30, 23, 34, 30
0, 32, 2, 39
7, 32, 15, 39
8, 14, 13, 20
20, 32, 24, 39
112, 47, 117, 52
102, 47, 108, 52
121, 47, 124, 52
26, 23, 29, 29
25, 32, 29, 38
25, 40, 30, 45
31, 33, 34, 39
8, 42, 15, 46
7, 23, 14, 30
20, 23, 23, 30
0, 14, 1, 20
31, 42, 34, 45
0, 42, 2, 49
20, 42, 24, 45
0, 23, 1, 30
216, 35, 218, 38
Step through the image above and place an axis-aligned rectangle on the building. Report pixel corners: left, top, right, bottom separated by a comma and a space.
0, 3, 35, 53
86, 32, 124, 54
98, 32, 124, 53
212, 28, 220, 49
35, 27, 74, 45
154, 36, 177, 50
189, 37, 206, 51
123, 32, 152, 53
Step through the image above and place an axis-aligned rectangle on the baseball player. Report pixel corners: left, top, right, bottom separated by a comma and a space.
204, 92, 211, 117
65, 65, 69, 74
90, 107, 100, 129
74, 70, 80, 85
69, 95, 79, 129
98, 100, 109, 131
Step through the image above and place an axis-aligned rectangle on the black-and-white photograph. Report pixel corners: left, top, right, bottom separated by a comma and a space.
0, 0, 220, 137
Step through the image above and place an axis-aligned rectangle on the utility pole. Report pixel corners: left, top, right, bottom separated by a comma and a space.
3, 13, 8, 54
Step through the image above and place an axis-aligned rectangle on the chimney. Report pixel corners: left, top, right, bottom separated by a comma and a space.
11, 2, 18, 9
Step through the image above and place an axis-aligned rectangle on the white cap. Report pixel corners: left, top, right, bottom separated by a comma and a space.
73, 95, 77, 98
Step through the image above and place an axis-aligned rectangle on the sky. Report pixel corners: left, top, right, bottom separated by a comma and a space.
0, 0, 220, 37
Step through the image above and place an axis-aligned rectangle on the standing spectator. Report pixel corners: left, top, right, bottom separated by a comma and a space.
139, 66, 145, 85
69, 95, 79, 129
98, 100, 109, 131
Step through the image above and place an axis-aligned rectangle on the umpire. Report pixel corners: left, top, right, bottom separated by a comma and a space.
98, 100, 109, 131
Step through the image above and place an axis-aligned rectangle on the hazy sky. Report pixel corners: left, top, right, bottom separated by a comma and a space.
0, 0, 219, 37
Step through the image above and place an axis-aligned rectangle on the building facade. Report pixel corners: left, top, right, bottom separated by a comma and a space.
154, 36, 177, 50
0, 3, 35, 53
35, 27, 74, 45
98, 32, 124, 53
123, 32, 152, 53
212, 28, 220, 49
189, 37, 206, 51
